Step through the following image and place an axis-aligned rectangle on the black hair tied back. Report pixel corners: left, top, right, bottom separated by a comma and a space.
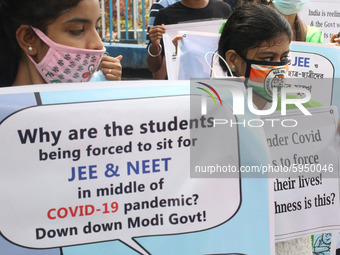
0, 0, 18, 86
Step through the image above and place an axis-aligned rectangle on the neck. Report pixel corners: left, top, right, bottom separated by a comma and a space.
252, 93, 268, 110
181, 0, 209, 8
283, 13, 306, 41
12, 54, 46, 86
284, 13, 297, 28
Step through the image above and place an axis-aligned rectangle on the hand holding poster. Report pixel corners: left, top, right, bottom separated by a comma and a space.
177, 31, 220, 80
162, 20, 224, 80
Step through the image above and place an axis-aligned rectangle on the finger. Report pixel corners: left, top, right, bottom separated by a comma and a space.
100, 55, 123, 66
101, 55, 122, 61
102, 63, 122, 74
149, 32, 165, 40
105, 72, 122, 81
154, 24, 166, 31
100, 56, 114, 63
149, 26, 166, 34
329, 33, 337, 43
103, 65, 122, 74
100, 64, 121, 73
115, 55, 123, 60
150, 35, 163, 41
150, 34, 164, 42
172, 35, 183, 45
101, 59, 121, 66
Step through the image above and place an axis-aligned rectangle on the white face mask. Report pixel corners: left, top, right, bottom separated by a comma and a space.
272, 0, 310, 15
27, 27, 105, 84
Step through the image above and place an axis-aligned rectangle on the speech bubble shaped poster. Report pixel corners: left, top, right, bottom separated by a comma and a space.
0, 80, 273, 255
290, 42, 340, 113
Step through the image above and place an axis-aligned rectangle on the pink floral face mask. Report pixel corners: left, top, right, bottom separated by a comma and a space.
27, 27, 105, 84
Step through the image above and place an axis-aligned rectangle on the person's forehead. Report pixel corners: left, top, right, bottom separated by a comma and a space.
54, 0, 100, 20
257, 35, 290, 50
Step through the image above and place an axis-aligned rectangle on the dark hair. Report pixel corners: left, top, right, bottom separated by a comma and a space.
0, 0, 83, 86
218, 4, 292, 72
294, 15, 306, 42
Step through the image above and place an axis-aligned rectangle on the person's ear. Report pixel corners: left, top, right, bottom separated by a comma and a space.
225, 49, 243, 76
16, 25, 39, 57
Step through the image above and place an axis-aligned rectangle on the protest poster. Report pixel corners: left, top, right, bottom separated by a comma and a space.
261, 107, 340, 241
289, 43, 340, 112
299, 0, 340, 41
172, 31, 340, 108
177, 31, 220, 80
162, 20, 225, 80
0, 80, 273, 255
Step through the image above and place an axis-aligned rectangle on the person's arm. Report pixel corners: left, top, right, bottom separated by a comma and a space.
151, 57, 167, 79
147, 1, 163, 43
147, 24, 166, 77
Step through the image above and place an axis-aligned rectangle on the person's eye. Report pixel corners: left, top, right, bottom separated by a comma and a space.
96, 20, 102, 30
281, 56, 289, 62
70, 28, 85, 36
96, 23, 101, 31
263, 57, 273, 62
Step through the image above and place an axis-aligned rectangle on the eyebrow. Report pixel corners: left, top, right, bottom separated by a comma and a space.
64, 16, 101, 25
257, 50, 290, 56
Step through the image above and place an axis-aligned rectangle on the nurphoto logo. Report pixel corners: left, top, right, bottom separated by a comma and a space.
196, 81, 312, 128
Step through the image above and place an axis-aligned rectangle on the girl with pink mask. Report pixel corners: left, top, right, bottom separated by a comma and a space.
0, 0, 122, 86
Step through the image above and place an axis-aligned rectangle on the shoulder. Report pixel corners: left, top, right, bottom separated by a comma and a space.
206, 0, 232, 16
148, 1, 165, 26
151, 0, 179, 9
155, 1, 184, 23
222, 0, 237, 10
154, 3, 179, 25
158, 1, 183, 14
209, 0, 232, 10
306, 26, 325, 44
166, 0, 181, 6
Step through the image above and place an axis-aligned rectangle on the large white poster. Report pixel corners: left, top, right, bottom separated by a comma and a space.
0, 81, 274, 255
262, 107, 340, 241
300, 0, 340, 41
287, 50, 334, 106
162, 20, 224, 80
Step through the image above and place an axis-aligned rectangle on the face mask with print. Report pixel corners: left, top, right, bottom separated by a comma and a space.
243, 59, 289, 102
27, 27, 105, 84
272, 0, 310, 15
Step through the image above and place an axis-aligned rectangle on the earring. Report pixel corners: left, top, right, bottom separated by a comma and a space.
28, 46, 33, 52
231, 65, 237, 72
